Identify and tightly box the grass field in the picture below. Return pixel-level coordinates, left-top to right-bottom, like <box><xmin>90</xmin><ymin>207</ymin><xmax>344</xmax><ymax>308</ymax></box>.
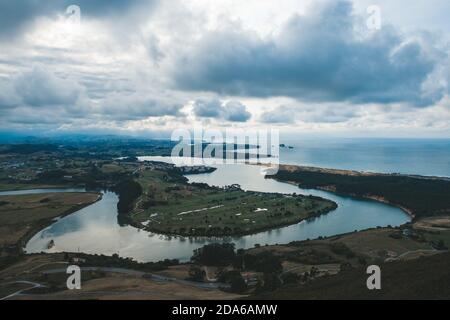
<box><xmin>0</xmin><ymin>192</ymin><xmax>101</xmax><ymax>250</ymax></box>
<box><xmin>132</xmin><ymin>169</ymin><xmax>337</xmax><ymax>236</ymax></box>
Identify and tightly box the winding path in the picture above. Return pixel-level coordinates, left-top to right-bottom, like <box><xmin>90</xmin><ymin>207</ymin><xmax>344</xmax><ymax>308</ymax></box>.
<box><xmin>0</xmin><ymin>281</ymin><xmax>45</xmax><ymax>300</ymax></box>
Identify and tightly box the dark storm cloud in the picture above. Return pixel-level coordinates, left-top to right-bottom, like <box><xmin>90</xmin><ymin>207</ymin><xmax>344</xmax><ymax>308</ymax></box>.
<box><xmin>172</xmin><ymin>1</ymin><xmax>442</xmax><ymax>107</ymax></box>
<box><xmin>192</xmin><ymin>99</ymin><xmax>251</xmax><ymax>122</ymax></box>
<box><xmin>0</xmin><ymin>0</ymin><xmax>157</xmax><ymax>39</ymax></box>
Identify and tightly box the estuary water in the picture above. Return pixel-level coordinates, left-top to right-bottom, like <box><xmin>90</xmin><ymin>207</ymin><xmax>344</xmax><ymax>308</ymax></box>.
<box><xmin>22</xmin><ymin>156</ymin><xmax>410</xmax><ymax>262</ymax></box>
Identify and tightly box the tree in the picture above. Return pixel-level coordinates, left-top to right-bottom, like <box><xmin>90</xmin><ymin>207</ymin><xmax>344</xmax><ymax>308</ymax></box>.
<box><xmin>262</xmin><ymin>273</ymin><xmax>282</xmax><ymax>291</ymax></box>
<box><xmin>230</xmin><ymin>274</ymin><xmax>247</xmax><ymax>293</ymax></box>
<box><xmin>189</xmin><ymin>265</ymin><xmax>205</xmax><ymax>281</ymax></box>
<box><xmin>243</xmin><ymin>252</ymin><xmax>282</xmax><ymax>273</ymax></box>
<box><xmin>191</xmin><ymin>243</ymin><xmax>236</xmax><ymax>266</ymax></box>
<box><xmin>114</xmin><ymin>179</ymin><xmax>143</xmax><ymax>214</ymax></box>
<box><xmin>218</xmin><ymin>270</ymin><xmax>247</xmax><ymax>293</ymax></box>
<box><xmin>281</xmin><ymin>272</ymin><xmax>300</xmax><ymax>284</ymax></box>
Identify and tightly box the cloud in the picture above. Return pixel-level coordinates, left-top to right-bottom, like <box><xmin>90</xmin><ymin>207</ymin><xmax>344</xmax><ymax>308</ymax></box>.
<box><xmin>192</xmin><ymin>99</ymin><xmax>251</xmax><ymax>122</ymax></box>
<box><xmin>222</xmin><ymin>101</ymin><xmax>251</xmax><ymax>122</ymax></box>
<box><xmin>0</xmin><ymin>66</ymin><xmax>184</xmax><ymax>127</ymax></box>
<box><xmin>0</xmin><ymin>79</ymin><xmax>21</xmax><ymax>110</ymax></box>
<box><xmin>1</xmin><ymin>0</ymin><xmax>450</xmax><ymax>136</ymax></box>
<box><xmin>96</xmin><ymin>93</ymin><xmax>184</xmax><ymax>120</ymax></box>
<box><xmin>260</xmin><ymin>104</ymin><xmax>359</xmax><ymax>124</ymax></box>
<box><xmin>13</xmin><ymin>67</ymin><xmax>83</xmax><ymax>107</ymax></box>
<box><xmin>259</xmin><ymin>106</ymin><xmax>295</xmax><ymax>124</ymax></box>
<box><xmin>192</xmin><ymin>99</ymin><xmax>223</xmax><ymax>118</ymax></box>
<box><xmin>299</xmin><ymin>106</ymin><xmax>358</xmax><ymax>123</ymax></box>
<box><xmin>171</xmin><ymin>0</ymin><xmax>444</xmax><ymax>107</ymax></box>
<box><xmin>0</xmin><ymin>1</ymin><xmax>53</xmax><ymax>39</ymax></box>
<box><xmin>0</xmin><ymin>0</ymin><xmax>158</xmax><ymax>39</ymax></box>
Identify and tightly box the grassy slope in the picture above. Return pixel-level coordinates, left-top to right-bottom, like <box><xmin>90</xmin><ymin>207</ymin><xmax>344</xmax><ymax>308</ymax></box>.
<box><xmin>252</xmin><ymin>251</ymin><xmax>450</xmax><ymax>300</ymax></box>
<box><xmin>248</xmin><ymin>228</ymin><xmax>433</xmax><ymax>266</ymax></box>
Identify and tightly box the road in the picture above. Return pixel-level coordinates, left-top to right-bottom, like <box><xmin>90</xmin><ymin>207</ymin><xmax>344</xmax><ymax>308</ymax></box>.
<box><xmin>42</xmin><ymin>266</ymin><xmax>228</xmax><ymax>290</ymax></box>
<box><xmin>0</xmin><ymin>281</ymin><xmax>45</xmax><ymax>300</ymax></box>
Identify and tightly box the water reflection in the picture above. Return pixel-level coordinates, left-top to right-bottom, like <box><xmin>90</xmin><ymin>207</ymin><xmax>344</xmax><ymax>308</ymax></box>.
<box><xmin>24</xmin><ymin>159</ymin><xmax>410</xmax><ymax>262</ymax></box>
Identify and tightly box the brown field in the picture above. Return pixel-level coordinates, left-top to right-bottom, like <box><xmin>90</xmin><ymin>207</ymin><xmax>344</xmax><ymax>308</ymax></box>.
<box><xmin>413</xmin><ymin>215</ymin><xmax>450</xmax><ymax>248</ymax></box>
<box><xmin>248</xmin><ymin>227</ymin><xmax>433</xmax><ymax>267</ymax></box>
<box><xmin>0</xmin><ymin>192</ymin><xmax>101</xmax><ymax>249</ymax></box>
<box><xmin>11</xmin><ymin>275</ymin><xmax>243</xmax><ymax>300</ymax></box>
<box><xmin>414</xmin><ymin>215</ymin><xmax>450</xmax><ymax>231</ymax></box>
<box><xmin>252</xmin><ymin>251</ymin><xmax>450</xmax><ymax>300</ymax></box>
<box><xmin>0</xmin><ymin>254</ymin><xmax>243</xmax><ymax>300</ymax></box>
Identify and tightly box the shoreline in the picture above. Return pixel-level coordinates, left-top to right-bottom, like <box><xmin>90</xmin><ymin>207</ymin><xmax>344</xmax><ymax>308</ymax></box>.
<box><xmin>312</xmin><ymin>184</ymin><xmax>415</xmax><ymax>219</ymax></box>
<box><xmin>7</xmin><ymin>159</ymin><xmax>433</xmax><ymax>261</ymax></box>
<box><xmin>271</xmin><ymin>178</ymin><xmax>415</xmax><ymax>219</ymax></box>
<box><xmin>257</xmin><ymin>162</ymin><xmax>450</xmax><ymax>181</ymax></box>
<box><xmin>260</xmin><ymin>164</ymin><xmax>450</xmax><ymax>221</ymax></box>
<box><xmin>18</xmin><ymin>192</ymin><xmax>103</xmax><ymax>254</ymax></box>
<box><xmin>141</xmin><ymin>200</ymin><xmax>338</xmax><ymax>238</ymax></box>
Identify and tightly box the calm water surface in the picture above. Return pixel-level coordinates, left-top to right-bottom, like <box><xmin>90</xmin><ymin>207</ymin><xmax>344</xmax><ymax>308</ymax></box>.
<box><xmin>23</xmin><ymin>157</ymin><xmax>410</xmax><ymax>262</ymax></box>
<box><xmin>279</xmin><ymin>138</ymin><xmax>450</xmax><ymax>177</ymax></box>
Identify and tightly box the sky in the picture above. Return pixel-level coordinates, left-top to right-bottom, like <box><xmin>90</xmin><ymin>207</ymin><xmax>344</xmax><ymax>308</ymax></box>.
<box><xmin>0</xmin><ymin>0</ymin><xmax>450</xmax><ymax>138</ymax></box>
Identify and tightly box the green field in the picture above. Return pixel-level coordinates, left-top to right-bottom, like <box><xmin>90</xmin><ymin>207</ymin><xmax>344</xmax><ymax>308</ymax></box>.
<box><xmin>132</xmin><ymin>170</ymin><xmax>337</xmax><ymax>236</ymax></box>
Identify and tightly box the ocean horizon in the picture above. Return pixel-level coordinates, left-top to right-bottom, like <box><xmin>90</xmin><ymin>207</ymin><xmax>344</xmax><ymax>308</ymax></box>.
<box><xmin>278</xmin><ymin>137</ymin><xmax>450</xmax><ymax>177</ymax></box>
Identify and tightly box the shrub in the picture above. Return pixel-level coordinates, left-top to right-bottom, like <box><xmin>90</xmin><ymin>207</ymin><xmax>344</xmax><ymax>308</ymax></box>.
<box><xmin>191</xmin><ymin>243</ymin><xmax>236</xmax><ymax>266</ymax></box>
<box><xmin>330</xmin><ymin>242</ymin><xmax>355</xmax><ymax>259</ymax></box>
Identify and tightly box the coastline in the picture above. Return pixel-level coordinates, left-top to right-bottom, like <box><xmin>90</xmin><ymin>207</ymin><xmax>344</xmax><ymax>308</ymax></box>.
<box><xmin>264</xmin><ymin>164</ymin><xmax>450</xmax><ymax>220</ymax></box>
<box><xmin>312</xmin><ymin>184</ymin><xmax>416</xmax><ymax>219</ymax></box>
<box><xmin>258</xmin><ymin>162</ymin><xmax>450</xmax><ymax>180</ymax></box>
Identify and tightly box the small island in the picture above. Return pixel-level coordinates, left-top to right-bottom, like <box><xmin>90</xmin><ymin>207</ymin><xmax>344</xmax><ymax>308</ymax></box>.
<box><xmin>280</xmin><ymin>144</ymin><xmax>294</xmax><ymax>149</ymax></box>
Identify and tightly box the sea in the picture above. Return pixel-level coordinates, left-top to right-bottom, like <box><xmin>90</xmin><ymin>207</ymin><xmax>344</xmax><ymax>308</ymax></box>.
<box><xmin>278</xmin><ymin>138</ymin><xmax>450</xmax><ymax>177</ymax></box>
